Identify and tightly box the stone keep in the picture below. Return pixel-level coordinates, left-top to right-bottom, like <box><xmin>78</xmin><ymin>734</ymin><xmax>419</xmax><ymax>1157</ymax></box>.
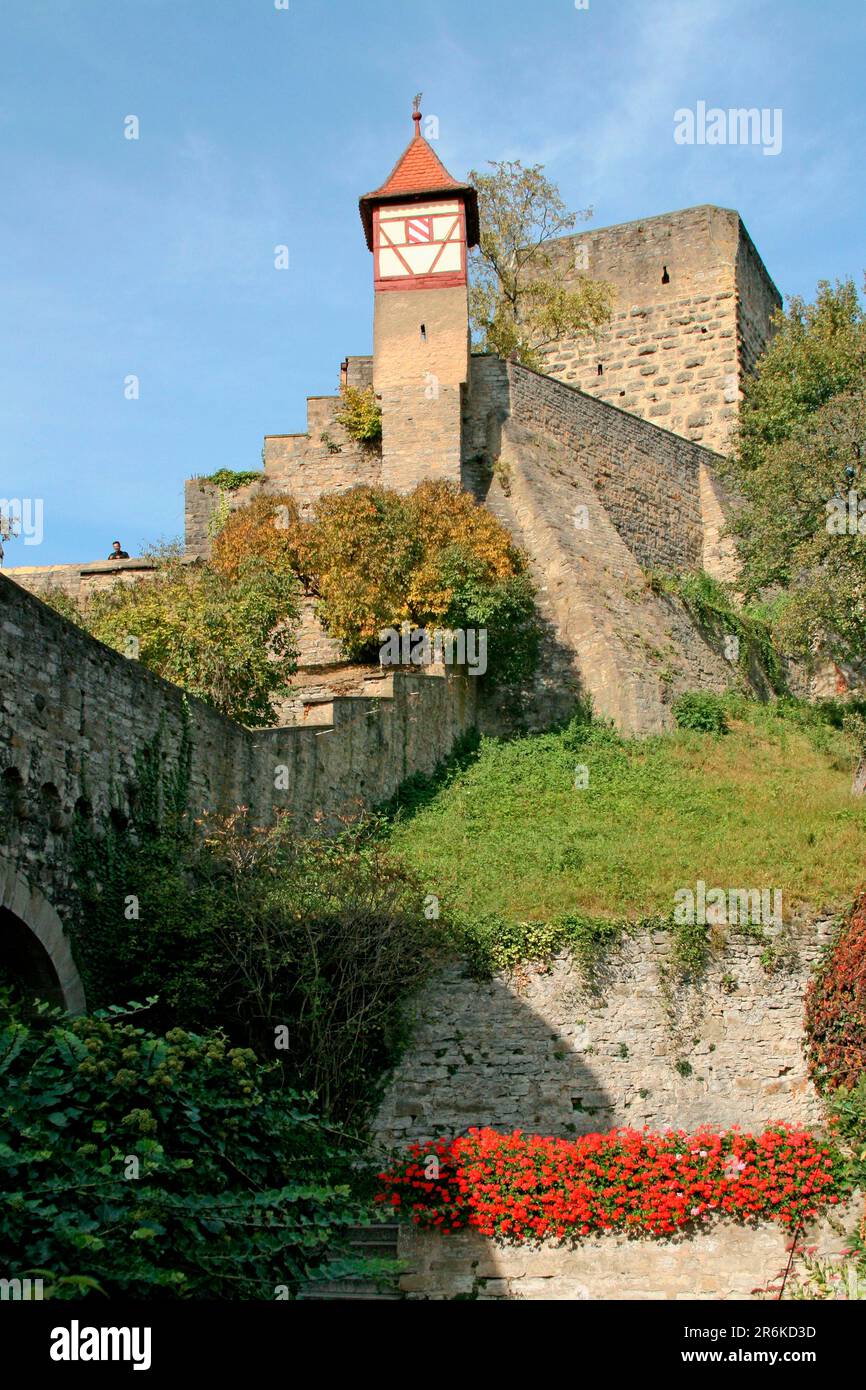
<box><xmin>536</xmin><ymin>205</ymin><xmax>781</xmax><ymax>452</ymax></box>
<box><xmin>358</xmin><ymin>107</ymin><xmax>479</xmax><ymax>491</ymax></box>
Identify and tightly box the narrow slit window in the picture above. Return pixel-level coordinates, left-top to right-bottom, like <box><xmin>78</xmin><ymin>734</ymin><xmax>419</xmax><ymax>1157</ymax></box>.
<box><xmin>420</xmin><ymin>323</ymin><xmax>427</xmax><ymax>342</ymax></box>
<box><xmin>661</xmin><ymin>265</ymin><xmax>670</xmax><ymax>284</ymax></box>
<box><xmin>597</xmin><ymin>362</ymin><xmax>603</xmax><ymax>376</ymax></box>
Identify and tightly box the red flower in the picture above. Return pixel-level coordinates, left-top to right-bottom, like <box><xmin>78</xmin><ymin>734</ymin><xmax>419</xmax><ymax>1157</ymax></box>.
<box><xmin>376</xmin><ymin>1124</ymin><xmax>841</xmax><ymax>1242</ymax></box>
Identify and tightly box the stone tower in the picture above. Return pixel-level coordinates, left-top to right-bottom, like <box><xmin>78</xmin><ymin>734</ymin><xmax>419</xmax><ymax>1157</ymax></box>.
<box><xmin>358</xmin><ymin>103</ymin><xmax>479</xmax><ymax>490</ymax></box>
<box><xmin>535</xmin><ymin>205</ymin><xmax>781</xmax><ymax>453</ymax></box>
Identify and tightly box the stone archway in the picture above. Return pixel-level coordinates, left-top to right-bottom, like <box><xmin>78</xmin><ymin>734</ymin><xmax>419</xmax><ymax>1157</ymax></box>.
<box><xmin>0</xmin><ymin>856</ymin><xmax>86</xmax><ymax>1013</ymax></box>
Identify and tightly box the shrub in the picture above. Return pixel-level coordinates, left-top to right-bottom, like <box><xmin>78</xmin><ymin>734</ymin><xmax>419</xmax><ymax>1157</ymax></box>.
<box><xmin>38</xmin><ymin>585</ymin><xmax>84</xmax><ymax>625</ymax></box>
<box><xmin>73</xmin><ymin>784</ymin><xmax>438</xmax><ymax>1122</ymax></box>
<box><xmin>335</xmin><ymin>385</ymin><xmax>382</xmax><ymax>446</ymax></box>
<box><xmin>672</xmin><ymin>691</ymin><xmax>730</xmax><ymax>735</ymax></box>
<box><xmin>820</xmin><ymin>1070</ymin><xmax>866</xmax><ymax>1291</ymax></box>
<box><xmin>0</xmin><ymin>999</ymin><xmax>364</xmax><ymax>1299</ymax></box>
<box><xmin>56</xmin><ymin>550</ymin><xmax>300</xmax><ymax>727</ymax></box>
<box><xmin>828</xmin><ymin>1076</ymin><xmax>866</xmax><ymax>1160</ymax></box>
<box><xmin>212</xmin><ymin>480</ymin><xmax>541</xmax><ymax>681</ymax></box>
<box><xmin>378</xmin><ymin>1126</ymin><xmax>842</xmax><ymax>1240</ymax></box>
<box><xmin>805</xmin><ymin>895</ymin><xmax>866</xmax><ymax>1091</ymax></box>
<box><xmin>195</xmin><ymin>811</ymin><xmax>439</xmax><ymax>1119</ymax></box>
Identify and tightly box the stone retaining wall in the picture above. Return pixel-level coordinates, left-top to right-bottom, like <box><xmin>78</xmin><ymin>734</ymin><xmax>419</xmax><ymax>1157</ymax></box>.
<box><xmin>396</xmin><ymin>1205</ymin><xmax>856</xmax><ymax>1300</ymax></box>
<box><xmin>374</xmin><ymin>922</ymin><xmax>833</xmax><ymax>1150</ymax></box>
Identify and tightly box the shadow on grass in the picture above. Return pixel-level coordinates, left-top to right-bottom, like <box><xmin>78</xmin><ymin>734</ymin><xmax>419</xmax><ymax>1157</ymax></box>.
<box><xmin>375</xmin><ymin>727</ymin><xmax>485</xmax><ymax>827</ymax></box>
<box><xmin>374</xmin><ymin>693</ymin><xmax>601</xmax><ymax>832</ymax></box>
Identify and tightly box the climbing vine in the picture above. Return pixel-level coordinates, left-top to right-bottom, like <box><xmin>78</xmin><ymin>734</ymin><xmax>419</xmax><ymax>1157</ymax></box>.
<box><xmin>644</xmin><ymin>567</ymin><xmax>786</xmax><ymax>693</ymax></box>
<box><xmin>69</xmin><ymin>713</ymin><xmax>196</xmax><ymax>1014</ymax></box>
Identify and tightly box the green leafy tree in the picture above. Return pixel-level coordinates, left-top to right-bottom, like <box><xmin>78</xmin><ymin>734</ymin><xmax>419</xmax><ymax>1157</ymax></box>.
<box><xmin>211</xmin><ymin>480</ymin><xmax>541</xmax><ymax>682</ymax></box>
<box><xmin>722</xmin><ymin>277</ymin><xmax>866</xmax><ymax>791</ymax></box>
<box><xmin>468</xmin><ymin>159</ymin><xmax>614</xmax><ymax>368</ymax></box>
<box><xmin>72</xmin><ymin>794</ymin><xmax>437</xmax><ymax>1122</ymax></box>
<box><xmin>44</xmin><ymin>551</ymin><xmax>300</xmax><ymax>727</ymax></box>
<box><xmin>725</xmin><ymin>277</ymin><xmax>866</xmax><ymax>596</ymax></box>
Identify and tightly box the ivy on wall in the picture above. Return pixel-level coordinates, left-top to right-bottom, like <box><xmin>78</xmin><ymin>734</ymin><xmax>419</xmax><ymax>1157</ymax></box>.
<box><xmin>643</xmin><ymin>567</ymin><xmax>786</xmax><ymax>694</ymax></box>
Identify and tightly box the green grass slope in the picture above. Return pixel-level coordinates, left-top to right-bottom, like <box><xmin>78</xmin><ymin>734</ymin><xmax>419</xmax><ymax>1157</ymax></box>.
<box><xmin>387</xmin><ymin>700</ymin><xmax>866</xmax><ymax>923</ymax></box>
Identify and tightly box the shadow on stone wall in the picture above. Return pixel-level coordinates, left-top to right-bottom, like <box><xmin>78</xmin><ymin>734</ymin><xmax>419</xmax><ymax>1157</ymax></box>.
<box><xmin>395</xmin><ymin>1201</ymin><xmax>859</xmax><ymax>1300</ymax></box>
<box><xmin>375</xmin><ymin>926</ymin><xmax>830</xmax><ymax>1150</ymax></box>
<box><xmin>376</xmin><ymin>930</ymin><xmax>847</xmax><ymax>1300</ymax></box>
<box><xmin>375</xmin><ymin>963</ymin><xmax>614</xmax><ymax>1145</ymax></box>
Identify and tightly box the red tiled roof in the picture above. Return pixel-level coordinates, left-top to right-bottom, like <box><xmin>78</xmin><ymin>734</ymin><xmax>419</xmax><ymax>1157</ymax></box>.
<box><xmin>359</xmin><ymin>112</ymin><xmax>479</xmax><ymax>250</ymax></box>
<box><xmin>369</xmin><ymin>124</ymin><xmax>463</xmax><ymax>199</ymax></box>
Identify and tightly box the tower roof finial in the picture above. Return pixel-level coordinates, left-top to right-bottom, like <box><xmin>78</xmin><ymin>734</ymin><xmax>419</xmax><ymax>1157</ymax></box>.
<box><xmin>358</xmin><ymin>96</ymin><xmax>479</xmax><ymax>250</ymax></box>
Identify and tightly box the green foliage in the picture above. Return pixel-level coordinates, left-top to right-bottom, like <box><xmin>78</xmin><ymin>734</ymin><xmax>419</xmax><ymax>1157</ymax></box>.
<box><xmin>334</xmin><ymin>385</ymin><xmax>382</xmax><ymax>445</ymax></box>
<box><xmin>78</xmin><ymin>553</ymin><xmax>299</xmax><ymax>726</ymax></box>
<box><xmin>0</xmin><ymin>995</ymin><xmax>366</xmax><ymax>1299</ymax></box>
<box><xmin>732</xmin><ymin>278</ymin><xmax>866</xmax><ymax>485</ymax></box>
<box><xmin>433</xmin><ymin>543</ymin><xmax>540</xmax><ymax>683</ymax></box>
<box><xmin>200</xmin><ymin>469</ymin><xmax>262</xmax><ymax>492</ymax></box>
<box><xmin>72</xmin><ymin>759</ymin><xmax>437</xmax><ymax>1121</ymax></box>
<box><xmin>39</xmin><ymin>540</ymin><xmax>299</xmax><ymax>727</ymax></box>
<box><xmin>722</xmin><ymin>276</ymin><xmax>866</xmax><ymax>668</ymax></box>
<box><xmin>468</xmin><ymin>159</ymin><xmax>614</xmax><ymax>367</ymax></box>
<box><xmin>672</xmin><ymin>691</ymin><xmax>730</xmax><ymax>735</ymax></box>
<box><xmin>446</xmin><ymin>908</ymin><xmax>720</xmax><ymax>993</ymax></box>
<box><xmin>447</xmin><ymin>909</ymin><xmax>639</xmax><ymax>984</ymax></box>
<box><xmin>206</xmin><ymin>489</ymin><xmax>231</xmax><ymax>541</ymax></box>
<box><xmin>69</xmin><ymin>718</ymin><xmax>199</xmax><ymax>1009</ymax></box>
<box><xmin>668</xmin><ymin>918</ymin><xmax>712</xmax><ymax>980</ymax></box>
<box><xmin>828</xmin><ymin>1078</ymin><xmax>866</xmax><ymax>1166</ymax></box>
<box><xmin>212</xmin><ymin>480</ymin><xmax>541</xmax><ymax>682</ymax></box>
<box><xmin>37</xmin><ymin>585</ymin><xmax>84</xmax><ymax>625</ymax></box>
<box><xmin>824</xmin><ymin>1078</ymin><xmax>866</xmax><ymax>1289</ymax></box>
<box><xmin>386</xmin><ymin>699</ymin><xmax>866</xmax><ymax>925</ymax></box>
<box><xmin>647</xmin><ymin>567</ymin><xmax>786</xmax><ymax>694</ymax></box>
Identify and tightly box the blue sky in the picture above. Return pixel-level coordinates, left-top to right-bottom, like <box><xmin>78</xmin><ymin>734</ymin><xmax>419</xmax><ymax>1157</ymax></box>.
<box><xmin>1</xmin><ymin>0</ymin><xmax>864</xmax><ymax>565</ymax></box>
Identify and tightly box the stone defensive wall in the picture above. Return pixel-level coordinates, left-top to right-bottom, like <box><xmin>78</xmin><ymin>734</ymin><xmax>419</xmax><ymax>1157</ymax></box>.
<box><xmin>0</xmin><ymin>574</ymin><xmax>478</xmax><ymax>1007</ymax></box>
<box><xmin>462</xmin><ymin>350</ymin><xmax>730</xmax><ymax>570</ymax></box>
<box><xmin>462</xmin><ymin>357</ymin><xmax>751</xmax><ymax>732</ymax></box>
<box><xmin>8</xmin><ymin>347</ymin><xmax>750</xmax><ymax>740</ymax></box>
<box><xmin>3</xmin><ymin>556</ymin><xmax>168</xmax><ymax>601</ymax></box>
<box><xmin>500</xmin><ymin>357</ymin><xmax>726</xmax><ymax>573</ymax></box>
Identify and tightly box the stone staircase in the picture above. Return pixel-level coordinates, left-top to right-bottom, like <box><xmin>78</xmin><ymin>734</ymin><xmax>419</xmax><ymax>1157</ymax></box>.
<box><xmin>298</xmin><ymin>1223</ymin><xmax>404</xmax><ymax>1301</ymax></box>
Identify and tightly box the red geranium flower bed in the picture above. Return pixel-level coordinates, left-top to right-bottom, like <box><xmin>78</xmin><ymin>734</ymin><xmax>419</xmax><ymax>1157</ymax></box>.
<box><xmin>377</xmin><ymin>1126</ymin><xmax>841</xmax><ymax>1240</ymax></box>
